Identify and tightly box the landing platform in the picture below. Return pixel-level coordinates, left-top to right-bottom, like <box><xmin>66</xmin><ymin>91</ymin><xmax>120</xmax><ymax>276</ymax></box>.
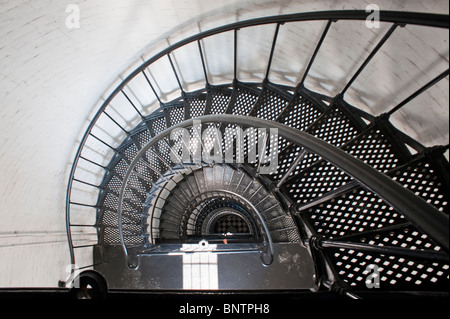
<box><xmin>94</xmin><ymin>242</ymin><xmax>316</xmax><ymax>290</ymax></box>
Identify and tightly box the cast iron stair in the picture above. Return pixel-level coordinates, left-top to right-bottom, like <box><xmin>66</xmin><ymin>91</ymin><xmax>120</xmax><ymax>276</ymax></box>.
<box><xmin>65</xmin><ymin>10</ymin><xmax>449</xmax><ymax>298</ymax></box>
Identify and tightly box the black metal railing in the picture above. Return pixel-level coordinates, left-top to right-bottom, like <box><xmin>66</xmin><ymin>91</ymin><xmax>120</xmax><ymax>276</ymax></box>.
<box><xmin>65</xmin><ymin>10</ymin><xmax>449</xmax><ymax>296</ymax></box>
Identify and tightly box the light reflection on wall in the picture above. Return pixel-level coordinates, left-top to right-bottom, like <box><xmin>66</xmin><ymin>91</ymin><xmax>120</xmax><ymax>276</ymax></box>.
<box><xmin>181</xmin><ymin>243</ymin><xmax>219</xmax><ymax>289</ymax></box>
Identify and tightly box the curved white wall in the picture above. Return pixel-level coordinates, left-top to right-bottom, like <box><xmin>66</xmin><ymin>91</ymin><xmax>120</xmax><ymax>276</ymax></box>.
<box><xmin>0</xmin><ymin>0</ymin><xmax>448</xmax><ymax>287</ymax></box>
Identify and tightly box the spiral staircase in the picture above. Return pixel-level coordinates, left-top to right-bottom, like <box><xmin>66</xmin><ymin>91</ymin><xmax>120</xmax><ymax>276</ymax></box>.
<box><xmin>65</xmin><ymin>11</ymin><xmax>449</xmax><ymax>299</ymax></box>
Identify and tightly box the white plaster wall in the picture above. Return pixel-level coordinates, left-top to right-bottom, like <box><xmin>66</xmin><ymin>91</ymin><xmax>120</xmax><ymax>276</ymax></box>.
<box><xmin>0</xmin><ymin>0</ymin><xmax>448</xmax><ymax>287</ymax></box>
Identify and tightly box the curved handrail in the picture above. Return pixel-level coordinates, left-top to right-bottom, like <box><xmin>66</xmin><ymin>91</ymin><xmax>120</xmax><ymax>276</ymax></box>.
<box><xmin>118</xmin><ymin>115</ymin><xmax>448</xmax><ymax>254</ymax></box>
<box><xmin>65</xmin><ymin>10</ymin><xmax>449</xmax><ymax>267</ymax></box>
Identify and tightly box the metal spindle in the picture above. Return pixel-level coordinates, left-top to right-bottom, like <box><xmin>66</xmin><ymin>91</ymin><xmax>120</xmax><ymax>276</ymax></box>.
<box><xmin>198</xmin><ymin>40</ymin><xmax>209</xmax><ymax>85</ymax></box>
<box><xmin>234</xmin><ymin>28</ymin><xmax>238</xmax><ymax>81</ymax></box>
<box><xmin>301</xmin><ymin>19</ymin><xmax>334</xmax><ymax>84</ymax></box>
<box><xmin>276</xmin><ymin>149</ymin><xmax>307</xmax><ymax>188</ymax></box>
<box><xmin>89</xmin><ymin>133</ymin><xmax>117</xmax><ymax>151</ymax></box>
<box><xmin>387</xmin><ymin>69</ymin><xmax>449</xmax><ymax>116</ymax></box>
<box><xmin>79</xmin><ymin>155</ymin><xmax>108</xmax><ymax>170</ymax></box>
<box><xmin>265</xmin><ymin>23</ymin><xmax>282</xmax><ymax>81</ymax></box>
<box><xmin>142</xmin><ymin>69</ymin><xmax>163</xmax><ymax>105</ymax></box>
<box><xmin>341</xmin><ymin>23</ymin><xmax>401</xmax><ymax>95</ymax></box>
<box><xmin>121</xmin><ymin>89</ymin><xmax>144</xmax><ymax>119</ymax></box>
<box><xmin>167</xmin><ymin>53</ymin><xmax>184</xmax><ymax>93</ymax></box>
<box><xmin>103</xmin><ymin>111</ymin><xmax>129</xmax><ymax>134</ymax></box>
